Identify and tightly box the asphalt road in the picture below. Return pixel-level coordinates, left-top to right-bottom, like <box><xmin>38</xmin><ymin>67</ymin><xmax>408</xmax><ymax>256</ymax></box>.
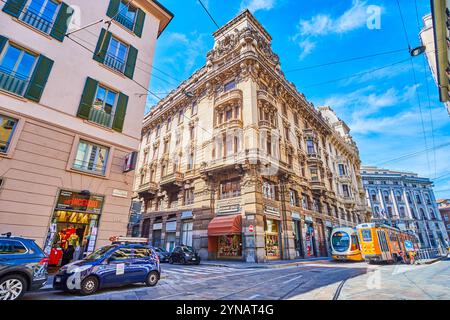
<box><xmin>23</xmin><ymin>261</ymin><xmax>372</xmax><ymax>300</ymax></box>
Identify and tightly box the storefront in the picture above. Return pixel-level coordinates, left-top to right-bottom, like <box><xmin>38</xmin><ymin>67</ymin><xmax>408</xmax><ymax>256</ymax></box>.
<box><xmin>44</xmin><ymin>190</ymin><xmax>104</xmax><ymax>267</ymax></box>
<box><xmin>264</xmin><ymin>218</ymin><xmax>280</xmax><ymax>260</ymax></box>
<box><xmin>291</xmin><ymin>212</ymin><xmax>303</xmax><ymax>258</ymax></box>
<box><xmin>316</xmin><ymin>219</ymin><xmax>328</xmax><ymax>257</ymax></box>
<box><xmin>165</xmin><ymin>216</ymin><xmax>177</xmax><ymax>252</ymax></box>
<box><xmin>304</xmin><ymin>216</ymin><xmax>316</xmax><ymax>257</ymax></box>
<box><xmin>207</xmin><ymin>214</ymin><xmax>243</xmax><ymax>260</ymax></box>
<box><xmin>325</xmin><ymin>221</ymin><xmax>333</xmax><ymax>255</ymax></box>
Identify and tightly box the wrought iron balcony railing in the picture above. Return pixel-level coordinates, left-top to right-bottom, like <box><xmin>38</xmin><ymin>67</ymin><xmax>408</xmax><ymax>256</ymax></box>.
<box><xmin>0</xmin><ymin>68</ymin><xmax>29</xmax><ymax>97</ymax></box>
<box><xmin>21</xmin><ymin>9</ymin><xmax>54</xmax><ymax>34</ymax></box>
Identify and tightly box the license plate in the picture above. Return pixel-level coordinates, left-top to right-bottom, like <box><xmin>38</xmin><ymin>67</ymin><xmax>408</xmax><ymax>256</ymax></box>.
<box><xmin>55</xmin><ymin>277</ymin><xmax>61</xmax><ymax>283</ymax></box>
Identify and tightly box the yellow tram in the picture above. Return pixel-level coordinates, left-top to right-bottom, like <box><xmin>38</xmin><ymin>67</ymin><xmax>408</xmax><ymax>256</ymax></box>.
<box><xmin>330</xmin><ymin>227</ymin><xmax>364</xmax><ymax>261</ymax></box>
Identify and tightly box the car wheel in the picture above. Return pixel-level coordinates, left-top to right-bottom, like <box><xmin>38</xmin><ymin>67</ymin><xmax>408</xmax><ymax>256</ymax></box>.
<box><xmin>145</xmin><ymin>271</ymin><xmax>160</xmax><ymax>287</ymax></box>
<box><xmin>80</xmin><ymin>276</ymin><xmax>99</xmax><ymax>296</ymax></box>
<box><xmin>169</xmin><ymin>257</ymin><xmax>174</xmax><ymax>264</ymax></box>
<box><xmin>181</xmin><ymin>257</ymin><xmax>187</xmax><ymax>265</ymax></box>
<box><xmin>0</xmin><ymin>274</ymin><xmax>27</xmax><ymax>301</ymax></box>
<box><xmin>194</xmin><ymin>260</ymin><xmax>200</xmax><ymax>265</ymax></box>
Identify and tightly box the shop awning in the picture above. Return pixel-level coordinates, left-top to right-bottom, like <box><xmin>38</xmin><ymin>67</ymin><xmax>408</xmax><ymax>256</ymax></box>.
<box><xmin>208</xmin><ymin>214</ymin><xmax>242</xmax><ymax>236</ymax></box>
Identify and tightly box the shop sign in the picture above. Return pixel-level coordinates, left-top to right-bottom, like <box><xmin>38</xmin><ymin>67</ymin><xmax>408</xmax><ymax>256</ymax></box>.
<box><xmin>264</xmin><ymin>205</ymin><xmax>280</xmax><ymax>216</ymax></box>
<box><xmin>166</xmin><ymin>221</ymin><xmax>177</xmax><ymax>232</ymax></box>
<box><xmin>217</xmin><ymin>204</ymin><xmax>241</xmax><ymax>215</ymax></box>
<box><xmin>248</xmin><ymin>225</ymin><xmax>254</xmax><ymax>232</ymax></box>
<box><xmin>181</xmin><ymin>211</ymin><xmax>193</xmax><ymax>219</ymax></box>
<box><xmin>153</xmin><ymin>223</ymin><xmax>162</xmax><ymax>230</ymax></box>
<box><xmin>291</xmin><ymin>212</ymin><xmax>301</xmax><ymax>220</ymax></box>
<box><xmin>123</xmin><ymin>151</ymin><xmax>138</xmax><ymax>172</ymax></box>
<box><xmin>304</xmin><ymin>215</ymin><xmax>313</xmax><ymax>223</ymax></box>
<box><xmin>112</xmin><ymin>189</ymin><xmax>128</xmax><ymax>198</ymax></box>
<box><xmin>56</xmin><ymin>190</ymin><xmax>104</xmax><ymax>214</ymax></box>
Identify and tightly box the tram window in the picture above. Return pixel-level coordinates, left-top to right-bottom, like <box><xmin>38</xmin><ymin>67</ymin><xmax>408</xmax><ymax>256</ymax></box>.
<box><xmin>331</xmin><ymin>232</ymin><xmax>350</xmax><ymax>252</ymax></box>
<box><xmin>361</xmin><ymin>229</ymin><xmax>372</xmax><ymax>242</ymax></box>
<box><xmin>351</xmin><ymin>235</ymin><xmax>359</xmax><ymax>247</ymax></box>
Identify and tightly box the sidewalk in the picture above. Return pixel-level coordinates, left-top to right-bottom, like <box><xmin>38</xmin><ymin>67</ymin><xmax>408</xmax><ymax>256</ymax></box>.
<box><xmin>201</xmin><ymin>257</ymin><xmax>333</xmax><ymax>269</ymax></box>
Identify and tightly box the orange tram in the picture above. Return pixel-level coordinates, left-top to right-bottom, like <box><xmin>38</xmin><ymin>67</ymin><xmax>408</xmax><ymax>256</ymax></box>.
<box><xmin>356</xmin><ymin>223</ymin><xmax>419</xmax><ymax>263</ymax></box>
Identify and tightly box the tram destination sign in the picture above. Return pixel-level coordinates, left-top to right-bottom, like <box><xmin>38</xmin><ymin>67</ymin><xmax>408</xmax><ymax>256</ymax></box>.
<box><xmin>56</xmin><ymin>190</ymin><xmax>104</xmax><ymax>214</ymax></box>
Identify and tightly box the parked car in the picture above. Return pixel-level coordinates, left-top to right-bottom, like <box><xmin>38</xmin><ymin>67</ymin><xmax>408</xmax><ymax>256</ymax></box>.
<box><xmin>168</xmin><ymin>245</ymin><xmax>201</xmax><ymax>265</ymax></box>
<box><xmin>0</xmin><ymin>233</ymin><xmax>49</xmax><ymax>300</ymax></box>
<box><xmin>53</xmin><ymin>243</ymin><xmax>160</xmax><ymax>295</ymax></box>
<box><xmin>150</xmin><ymin>246</ymin><xmax>170</xmax><ymax>263</ymax></box>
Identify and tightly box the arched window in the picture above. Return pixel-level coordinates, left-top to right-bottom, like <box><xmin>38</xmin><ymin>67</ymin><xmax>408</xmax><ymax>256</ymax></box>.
<box><xmin>370</xmin><ymin>190</ymin><xmax>377</xmax><ymax>202</ymax></box>
<box><xmin>383</xmin><ymin>190</ymin><xmax>390</xmax><ymax>203</ymax></box>
<box><xmin>395</xmin><ymin>190</ymin><xmax>402</xmax><ymax>202</ymax></box>
<box><xmin>429</xmin><ymin>208</ymin><xmax>436</xmax><ymax>219</ymax></box>
<box><xmin>419</xmin><ymin>208</ymin><xmax>425</xmax><ymax>220</ymax></box>
<box><xmin>399</xmin><ymin>206</ymin><xmax>406</xmax><ymax>218</ymax></box>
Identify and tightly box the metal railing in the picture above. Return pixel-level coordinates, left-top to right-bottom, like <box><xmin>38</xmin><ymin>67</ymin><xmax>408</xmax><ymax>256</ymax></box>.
<box><xmin>0</xmin><ymin>68</ymin><xmax>29</xmax><ymax>96</ymax></box>
<box><xmin>414</xmin><ymin>247</ymin><xmax>448</xmax><ymax>262</ymax></box>
<box><xmin>103</xmin><ymin>54</ymin><xmax>126</xmax><ymax>73</ymax></box>
<box><xmin>21</xmin><ymin>9</ymin><xmax>54</xmax><ymax>34</ymax></box>
<box><xmin>88</xmin><ymin>107</ymin><xmax>113</xmax><ymax>128</ymax></box>
<box><xmin>115</xmin><ymin>12</ymin><xmax>135</xmax><ymax>30</ymax></box>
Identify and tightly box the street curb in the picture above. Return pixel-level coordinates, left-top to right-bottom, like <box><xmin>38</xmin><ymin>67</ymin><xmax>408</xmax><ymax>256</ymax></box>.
<box><xmin>416</xmin><ymin>255</ymin><xmax>447</xmax><ymax>265</ymax></box>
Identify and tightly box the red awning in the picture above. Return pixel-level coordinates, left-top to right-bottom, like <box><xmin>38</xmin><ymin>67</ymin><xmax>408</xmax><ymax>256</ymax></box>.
<box><xmin>208</xmin><ymin>214</ymin><xmax>242</xmax><ymax>236</ymax></box>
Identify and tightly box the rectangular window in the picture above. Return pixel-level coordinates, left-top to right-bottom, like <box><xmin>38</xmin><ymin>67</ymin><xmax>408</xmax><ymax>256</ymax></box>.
<box><xmin>306</xmin><ymin>140</ymin><xmax>315</xmax><ymax>154</ymax></box>
<box><xmin>187</xmin><ymin>153</ymin><xmax>194</xmax><ymax>170</ymax></box>
<box><xmin>338</xmin><ymin>164</ymin><xmax>346</xmax><ymax>176</ymax></box>
<box><xmin>224</xmin><ymin>80</ymin><xmax>236</xmax><ymax>92</ymax></box>
<box><xmin>0</xmin><ymin>43</ymin><xmax>37</xmax><ymax>96</ymax></box>
<box><xmin>73</xmin><ymin>140</ymin><xmax>109</xmax><ymax>175</ymax></box>
<box><xmin>21</xmin><ymin>0</ymin><xmax>60</xmax><ymax>34</ymax></box>
<box><xmin>191</xmin><ymin>103</ymin><xmax>198</xmax><ymax>116</ymax></box>
<box><xmin>90</xmin><ymin>84</ymin><xmax>118</xmax><ymax>127</ymax></box>
<box><xmin>0</xmin><ymin>115</ymin><xmax>18</xmax><ymax>153</ymax></box>
<box><xmin>342</xmin><ymin>184</ymin><xmax>350</xmax><ymax>197</ymax></box>
<box><xmin>104</xmin><ymin>37</ymin><xmax>128</xmax><ymax>73</ymax></box>
<box><xmin>310</xmin><ymin>168</ymin><xmax>319</xmax><ymax>181</ymax></box>
<box><xmin>116</xmin><ymin>0</ymin><xmax>138</xmax><ymax>30</ymax></box>
<box><xmin>184</xmin><ymin>188</ymin><xmax>194</xmax><ymax>205</ymax></box>
<box><xmin>220</xmin><ymin>179</ymin><xmax>241</xmax><ymax>199</ymax></box>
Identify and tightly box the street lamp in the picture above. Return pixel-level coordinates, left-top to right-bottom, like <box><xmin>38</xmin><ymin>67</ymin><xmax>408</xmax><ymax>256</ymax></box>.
<box><xmin>410</xmin><ymin>45</ymin><xmax>426</xmax><ymax>57</ymax></box>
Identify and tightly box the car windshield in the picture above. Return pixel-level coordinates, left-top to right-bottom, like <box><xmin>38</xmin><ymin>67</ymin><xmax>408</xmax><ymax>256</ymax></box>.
<box><xmin>332</xmin><ymin>232</ymin><xmax>350</xmax><ymax>252</ymax></box>
<box><xmin>84</xmin><ymin>245</ymin><xmax>115</xmax><ymax>261</ymax></box>
<box><xmin>182</xmin><ymin>246</ymin><xmax>194</xmax><ymax>253</ymax></box>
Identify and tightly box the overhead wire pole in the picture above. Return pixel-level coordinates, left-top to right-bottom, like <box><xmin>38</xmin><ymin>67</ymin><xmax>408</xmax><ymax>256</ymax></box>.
<box><xmin>413</xmin><ymin>0</ymin><xmax>438</xmax><ymax>179</ymax></box>
<box><xmin>395</xmin><ymin>0</ymin><xmax>432</xmax><ymax>177</ymax></box>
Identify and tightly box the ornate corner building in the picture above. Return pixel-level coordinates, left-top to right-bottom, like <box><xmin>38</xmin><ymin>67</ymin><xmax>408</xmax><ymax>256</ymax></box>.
<box><xmin>134</xmin><ymin>10</ymin><xmax>368</xmax><ymax>262</ymax></box>
<box><xmin>361</xmin><ymin>166</ymin><xmax>449</xmax><ymax>248</ymax></box>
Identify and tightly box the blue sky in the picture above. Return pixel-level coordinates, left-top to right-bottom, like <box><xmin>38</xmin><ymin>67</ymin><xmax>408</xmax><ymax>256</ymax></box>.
<box><xmin>146</xmin><ymin>0</ymin><xmax>450</xmax><ymax>199</ymax></box>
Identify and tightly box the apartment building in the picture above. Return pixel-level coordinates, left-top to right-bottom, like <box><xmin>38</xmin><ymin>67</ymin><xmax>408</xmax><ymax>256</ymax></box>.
<box><xmin>0</xmin><ymin>0</ymin><xmax>172</xmax><ymax>262</ymax></box>
<box><xmin>437</xmin><ymin>199</ymin><xmax>450</xmax><ymax>240</ymax></box>
<box><xmin>134</xmin><ymin>10</ymin><xmax>367</xmax><ymax>263</ymax></box>
<box><xmin>361</xmin><ymin>166</ymin><xmax>449</xmax><ymax>248</ymax></box>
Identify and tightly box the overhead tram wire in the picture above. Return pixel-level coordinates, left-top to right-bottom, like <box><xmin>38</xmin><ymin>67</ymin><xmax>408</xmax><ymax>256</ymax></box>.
<box><xmin>414</xmin><ymin>0</ymin><xmax>438</xmax><ymax>179</ymax></box>
<box><xmin>373</xmin><ymin>142</ymin><xmax>450</xmax><ymax>166</ymax></box>
<box><xmin>395</xmin><ymin>0</ymin><xmax>432</xmax><ymax>176</ymax></box>
<box><xmin>198</xmin><ymin>0</ymin><xmax>220</xmax><ymax>29</ymax></box>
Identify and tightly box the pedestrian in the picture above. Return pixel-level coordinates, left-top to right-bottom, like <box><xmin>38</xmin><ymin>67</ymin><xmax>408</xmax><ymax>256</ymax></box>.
<box><xmin>408</xmin><ymin>250</ymin><xmax>415</xmax><ymax>265</ymax></box>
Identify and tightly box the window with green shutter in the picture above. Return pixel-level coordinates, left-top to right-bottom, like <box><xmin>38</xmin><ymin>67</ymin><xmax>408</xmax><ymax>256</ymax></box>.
<box><xmin>106</xmin><ymin>0</ymin><xmax>145</xmax><ymax>37</ymax></box>
<box><xmin>50</xmin><ymin>2</ymin><xmax>75</xmax><ymax>41</ymax></box>
<box><xmin>77</xmin><ymin>77</ymin><xmax>128</xmax><ymax>132</ymax></box>
<box><xmin>93</xmin><ymin>29</ymin><xmax>112</xmax><ymax>64</ymax></box>
<box><xmin>0</xmin><ymin>41</ymin><xmax>53</xmax><ymax>102</ymax></box>
<box><xmin>2</xmin><ymin>0</ymin><xmax>27</xmax><ymax>18</ymax></box>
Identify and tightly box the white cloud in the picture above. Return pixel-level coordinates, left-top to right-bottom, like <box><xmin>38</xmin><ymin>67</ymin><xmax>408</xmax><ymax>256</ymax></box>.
<box><xmin>297</xmin><ymin>39</ymin><xmax>316</xmax><ymax>60</ymax></box>
<box><xmin>240</xmin><ymin>0</ymin><xmax>275</xmax><ymax>13</ymax></box>
<box><xmin>292</xmin><ymin>0</ymin><xmax>376</xmax><ymax>59</ymax></box>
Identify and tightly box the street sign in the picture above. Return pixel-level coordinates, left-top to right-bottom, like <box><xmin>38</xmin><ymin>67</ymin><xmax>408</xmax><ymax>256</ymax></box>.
<box><xmin>249</xmin><ymin>225</ymin><xmax>254</xmax><ymax>232</ymax></box>
<box><xmin>404</xmin><ymin>240</ymin><xmax>413</xmax><ymax>251</ymax></box>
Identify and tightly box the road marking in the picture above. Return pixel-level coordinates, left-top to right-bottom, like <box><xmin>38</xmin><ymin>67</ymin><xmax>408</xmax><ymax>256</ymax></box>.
<box><xmin>282</xmin><ymin>275</ymin><xmax>303</xmax><ymax>284</ymax></box>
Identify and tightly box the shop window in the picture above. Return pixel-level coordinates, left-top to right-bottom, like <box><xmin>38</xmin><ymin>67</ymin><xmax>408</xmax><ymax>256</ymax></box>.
<box><xmin>265</xmin><ymin>219</ymin><xmax>279</xmax><ymax>258</ymax></box>
<box><xmin>73</xmin><ymin>140</ymin><xmax>109</xmax><ymax>175</ymax></box>
<box><xmin>218</xmin><ymin>235</ymin><xmax>242</xmax><ymax>258</ymax></box>
<box><xmin>0</xmin><ymin>115</ymin><xmax>18</xmax><ymax>153</ymax></box>
<box><xmin>220</xmin><ymin>179</ymin><xmax>241</xmax><ymax>199</ymax></box>
<box><xmin>181</xmin><ymin>222</ymin><xmax>193</xmax><ymax>246</ymax></box>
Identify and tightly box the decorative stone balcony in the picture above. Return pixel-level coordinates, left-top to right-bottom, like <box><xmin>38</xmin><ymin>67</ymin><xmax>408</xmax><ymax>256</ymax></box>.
<box><xmin>136</xmin><ymin>181</ymin><xmax>158</xmax><ymax>196</ymax></box>
<box><xmin>160</xmin><ymin>171</ymin><xmax>184</xmax><ymax>187</ymax></box>
<box><xmin>310</xmin><ymin>180</ymin><xmax>326</xmax><ymax>192</ymax></box>
<box><xmin>214</xmin><ymin>88</ymin><xmax>243</xmax><ymax>106</ymax></box>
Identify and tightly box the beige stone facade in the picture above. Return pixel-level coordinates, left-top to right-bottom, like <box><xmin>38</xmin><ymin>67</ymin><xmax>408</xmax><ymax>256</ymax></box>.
<box><xmin>135</xmin><ymin>10</ymin><xmax>367</xmax><ymax>262</ymax></box>
<box><xmin>0</xmin><ymin>0</ymin><xmax>172</xmax><ymax>258</ymax></box>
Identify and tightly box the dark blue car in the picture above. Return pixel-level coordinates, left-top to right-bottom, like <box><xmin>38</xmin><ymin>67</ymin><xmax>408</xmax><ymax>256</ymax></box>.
<box><xmin>53</xmin><ymin>244</ymin><xmax>160</xmax><ymax>295</ymax></box>
<box><xmin>0</xmin><ymin>234</ymin><xmax>49</xmax><ymax>300</ymax></box>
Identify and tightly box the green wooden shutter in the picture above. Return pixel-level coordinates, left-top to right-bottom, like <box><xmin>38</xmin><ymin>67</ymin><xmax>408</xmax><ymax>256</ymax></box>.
<box><xmin>77</xmin><ymin>77</ymin><xmax>98</xmax><ymax>120</ymax></box>
<box><xmin>106</xmin><ymin>0</ymin><xmax>120</xmax><ymax>18</ymax></box>
<box><xmin>134</xmin><ymin>8</ymin><xmax>145</xmax><ymax>37</ymax></box>
<box><xmin>0</xmin><ymin>35</ymin><xmax>8</xmax><ymax>54</ymax></box>
<box><xmin>93</xmin><ymin>29</ymin><xmax>112</xmax><ymax>63</ymax></box>
<box><xmin>2</xmin><ymin>0</ymin><xmax>27</xmax><ymax>18</ymax></box>
<box><xmin>50</xmin><ymin>2</ymin><xmax>74</xmax><ymax>42</ymax></box>
<box><xmin>124</xmin><ymin>45</ymin><xmax>137</xmax><ymax>79</ymax></box>
<box><xmin>112</xmin><ymin>92</ymin><xmax>128</xmax><ymax>132</ymax></box>
<box><xmin>24</xmin><ymin>55</ymin><xmax>54</xmax><ymax>102</ymax></box>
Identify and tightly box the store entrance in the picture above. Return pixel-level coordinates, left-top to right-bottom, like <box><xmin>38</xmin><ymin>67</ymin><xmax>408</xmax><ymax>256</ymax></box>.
<box><xmin>265</xmin><ymin>218</ymin><xmax>280</xmax><ymax>260</ymax></box>
<box><xmin>43</xmin><ymin>190</ymin><xmax>104</xmax><ymax>270</ymax></box>
<box><xmin>304</xmin><ymin>222</ymin><xmax>316</xmax><ymax>257</ymax></box>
